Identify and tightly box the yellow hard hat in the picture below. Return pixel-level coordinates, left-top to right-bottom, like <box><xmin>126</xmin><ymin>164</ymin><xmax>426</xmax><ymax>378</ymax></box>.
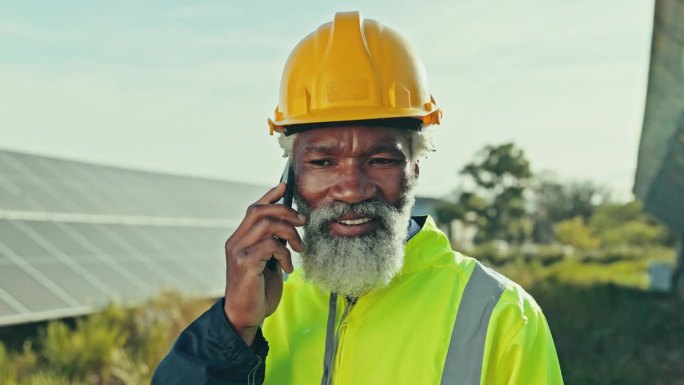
<box><xmin>268</xmin><ymin>11</ymin><xmax>441</xmax><ymax>135</ymax></box>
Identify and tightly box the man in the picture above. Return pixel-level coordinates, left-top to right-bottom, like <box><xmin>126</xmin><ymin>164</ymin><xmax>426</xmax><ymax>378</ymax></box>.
<box><xmin>152</xmin><ymin>11</ymin><xmax>563</xmax><ymax>385</ymax></box>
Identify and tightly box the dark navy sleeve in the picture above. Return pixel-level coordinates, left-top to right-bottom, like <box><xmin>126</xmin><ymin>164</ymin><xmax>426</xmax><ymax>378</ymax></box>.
<box><xmin>151</xmin><ymin>299</ymin><xmax>269</xmax><ymax>385</ymax></box>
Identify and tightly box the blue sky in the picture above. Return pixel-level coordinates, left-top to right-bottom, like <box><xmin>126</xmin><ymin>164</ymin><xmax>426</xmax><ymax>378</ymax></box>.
<box><xmin>0</xmin><ymin>0</ymin><xmax>655</xmax><ymax>199</ymax></box>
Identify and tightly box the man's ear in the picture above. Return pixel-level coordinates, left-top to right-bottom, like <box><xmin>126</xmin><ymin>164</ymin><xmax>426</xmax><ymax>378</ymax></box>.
<box><xmin>413</xmin><ymin>160</ymin><xmax>420</xmax><ymax>179</ymax></box>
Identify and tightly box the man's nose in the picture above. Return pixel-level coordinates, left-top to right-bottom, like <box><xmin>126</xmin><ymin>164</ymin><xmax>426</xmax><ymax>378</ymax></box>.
<box><xmin>329</xmin><ymin>164</ymin><xmax>377</xmax><ymax>204</ymax></box>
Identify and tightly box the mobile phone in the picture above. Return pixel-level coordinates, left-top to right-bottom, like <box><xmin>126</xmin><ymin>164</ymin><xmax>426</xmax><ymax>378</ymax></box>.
<box><xmin>266</xmin><ymin>161</ymin><xmax>295</xmax><ymax>271</ymax></box>
<box><xmin>279</xmin><ymin>160</ymin><xmax>295</xmax><ymax>209</ymax></box>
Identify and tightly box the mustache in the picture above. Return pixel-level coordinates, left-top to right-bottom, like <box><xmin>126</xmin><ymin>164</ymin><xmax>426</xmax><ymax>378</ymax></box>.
<box><xmin>295</xmin><ymin>196</ymin><xmax>402</xmax><ymax>233</ymax></box>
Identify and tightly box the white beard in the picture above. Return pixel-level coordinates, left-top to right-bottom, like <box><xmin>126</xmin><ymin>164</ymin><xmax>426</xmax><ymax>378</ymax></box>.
<box><xmin>295</xmin><ymin>188</ymin><xmax>415</xmax><ymax>297</ymax></box>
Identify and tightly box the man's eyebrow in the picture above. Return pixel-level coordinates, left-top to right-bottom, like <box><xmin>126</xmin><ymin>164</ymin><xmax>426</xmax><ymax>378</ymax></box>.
<box><xmin>301</xmin><ymin>144</ymin><xmax>338</xmax><ymax>155</ymax></box>
<box><xmin>366</xmin><ymin>144</ymin><xmax>407</xmax><ymax>155</ymax></box>
<box><xmin>300</xmin><ymin>142</ymin><xmax>408</xmax><ymax>156</ymax></box>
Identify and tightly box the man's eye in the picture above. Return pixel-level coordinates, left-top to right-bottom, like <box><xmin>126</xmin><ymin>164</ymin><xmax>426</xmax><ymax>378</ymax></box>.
<box><xmin>309</xmin><ymin>159</ymin><xmax>333</xmax><ymax>166</ymax></box>
<box><xmin>370</xmin><ymin>158</ymin><xmax>399</xmax><ymax>165</ymax></box>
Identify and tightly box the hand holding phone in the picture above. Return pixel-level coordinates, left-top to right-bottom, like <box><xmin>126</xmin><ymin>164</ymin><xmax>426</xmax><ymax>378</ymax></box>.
<box><xmin>222</xmin><ymin>161</ymin><xmax>303</xmax><ymax>346</ymax></box>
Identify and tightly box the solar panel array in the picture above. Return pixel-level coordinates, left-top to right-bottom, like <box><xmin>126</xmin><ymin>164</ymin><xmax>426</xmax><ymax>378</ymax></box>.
<box><xmin>0</xmin><ymin>149</ymin><xmax>266</xmax><ymax>326</ymax></box>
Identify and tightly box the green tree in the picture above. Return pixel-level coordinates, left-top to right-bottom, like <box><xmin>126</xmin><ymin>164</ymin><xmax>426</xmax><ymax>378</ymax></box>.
<box><xmin>532</xmin><ymin>172</ymin><xmax>610</xmax><ymax>243</ymax></box>
<box><xmin>456</xmin><ymin>143</ymin><xmax>533</xmax><ymax>243</ymax></box>
<box><xmin>533</xmin><ymin>174</ymin><xmax>610</xmax><ymax>222</ymax></box>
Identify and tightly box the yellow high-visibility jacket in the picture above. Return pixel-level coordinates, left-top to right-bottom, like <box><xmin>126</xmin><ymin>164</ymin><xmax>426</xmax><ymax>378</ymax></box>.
<box><xmin>263</xmin><ymin>216</ymin><xmax>564</xmax><ymax>385</ymax></box>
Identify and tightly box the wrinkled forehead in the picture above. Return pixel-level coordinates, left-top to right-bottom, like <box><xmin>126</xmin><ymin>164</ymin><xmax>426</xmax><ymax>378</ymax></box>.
<box><xmin>292</xmin><ymin>125</ymin><xmax>412</xmax><ymax>158</ymax></box>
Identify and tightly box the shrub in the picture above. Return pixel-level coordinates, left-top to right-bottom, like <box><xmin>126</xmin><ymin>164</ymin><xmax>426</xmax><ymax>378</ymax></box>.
<box><xmin>41</xmin><ymin>305</ymin><xmax>128</xmax><ymax>381</ymax></box>
<box><xmin>554</xmin><ymin>217</ymin><xmax>599</xmax><ymax>251</ymax></box>
<box><xmin>0</xmin><ymin>291</ymin><xmax>212</xmax><ymax>385</ymax></box>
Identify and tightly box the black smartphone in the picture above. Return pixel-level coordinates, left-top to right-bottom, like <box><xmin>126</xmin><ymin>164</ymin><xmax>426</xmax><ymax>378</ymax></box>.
<box><xmin>279</xmin><ymin>160</ymin><xmax>295</xmax><ymax>209</ymax></box>
<box><xmin>266</xmin><ymin>161</ymin><xmax>295</xmax><ymax>271</ymax></box>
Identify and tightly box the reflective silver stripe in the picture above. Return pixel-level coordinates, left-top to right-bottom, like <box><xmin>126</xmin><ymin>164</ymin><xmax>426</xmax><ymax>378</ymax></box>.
<box><xmin>441</xmin><ymin>262</ymin><xmax>506</xmax><ymax>385</ymax></box>
<box><xmin>321</xmin><ymin>293</ymin><xmax>338</xmax><ymax>385</ymax></box>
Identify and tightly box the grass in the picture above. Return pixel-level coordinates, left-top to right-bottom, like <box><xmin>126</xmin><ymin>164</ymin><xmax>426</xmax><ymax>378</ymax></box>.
<box><xmin>532</xmin><ymin>283</ymin><xmax>684</xmax><ymax>385</ymax></box>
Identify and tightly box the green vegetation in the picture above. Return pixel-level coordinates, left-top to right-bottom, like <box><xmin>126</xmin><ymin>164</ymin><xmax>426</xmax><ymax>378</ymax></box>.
<box><xmin>438</xmin><ymin>143</ymin><xmax>673</xmax><ymax>251</ymax></box>
<box><xmin>553</xmin><ymin>217</ymin><xmax>599</xmax><ymax>251</ymax></box>
<box><xmin>437</xmin><ymin>142</ymin><xmax>534</xmax><ymax>243</ymax></box>
<box><xmin>589</xmin><ymin>201</ymin><xmax>671</xmax><ymax>247</ymax></box>
<box><xmin>0</xmin><ymin>292</ymin><xmax>211</xmax><ymax>385</ymax></box>
<box><xmin>533</xmin><ymin>282</ymin><xmax>684</xmax><ymax>385</ymax></box>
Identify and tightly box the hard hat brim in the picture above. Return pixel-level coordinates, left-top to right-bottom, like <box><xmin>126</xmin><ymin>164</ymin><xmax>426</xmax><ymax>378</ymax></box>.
<box><xmin>269</xmin><ymin>107</ymin><xmax>441</xmax><ymax>135</ymax></box>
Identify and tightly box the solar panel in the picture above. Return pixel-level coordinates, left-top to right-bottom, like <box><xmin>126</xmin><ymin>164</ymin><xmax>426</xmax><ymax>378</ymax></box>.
<box><xmin>66</xmin><ymin>223</ymin><xmax>134</xmax><ymax>257</ymax></box>
<box><xmin>0</xmin><ymin>149</ymin><xmax>266</xmax><ymax>326</ymax></box>
<box><xmin>81</xmin><ymin>262</ymin><xmax>150</xmax><ymax>301</ymax></box>
<box><xmin>30</xmin><ymin>263</ymin><xmax>109</xmax><ymax>306</ymax></box>
<box><xmin>0</xmin><ymin>264</ymin><xmax>71</xmax><ymax>312</ymax></box>
<box><xmin>0</xmin><ymin>180</ymin><xmax>33</xmax><ymax>211</ymax></box>
<box><xmin>0</xmin><ymin>220</ymin><xmax>53</xmax><ymax>258</ymax></box>
<box><xmin>0</xmin><ymin>296</ymin><xmax>17</xmax><ymax>317</ymax></box>
<box><xmin>21</xmin><ymin>221</ymin><xmax>93</xmax><ymax>259</ymax></box>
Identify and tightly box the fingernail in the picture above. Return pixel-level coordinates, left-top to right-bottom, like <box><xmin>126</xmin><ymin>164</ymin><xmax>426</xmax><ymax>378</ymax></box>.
<box><xmin>298</xmin><ymin>214</ymin><xmax>306</xmax><ymax>222</ymax></box>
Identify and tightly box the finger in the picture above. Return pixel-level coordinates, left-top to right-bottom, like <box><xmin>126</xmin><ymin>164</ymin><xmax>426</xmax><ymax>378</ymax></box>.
<box><xmin>229</xmin><ymin>239</ymin><xmax>292</xmax><ymax>275</ymax></box>
<box><xmin>255</xmin><ymin>183</ymin><xmax>287</xmax><ymax>205</ymax></box>
<box><xmin>235</xmin><ymin>217</ymin><xmax>304</xmax><ymax>253</ymax></box>
<box><xmin>230</xmin><ymin>204</ymin><xmax>304</xmax><ymax>243</ymax></box>
<box><xmin>240</xmin><ymin>238</ymin><xmax>294</xmax><ymax>273</ymax></box>
<box><xmin>251</xmin><ymin>217</ymin><xmax>305</xmax><ymax>253</ymax></box>
<box><xmin>235</xmin><ymin>204</ymin><xmax>306</xmax><ymax>240</ymax></box>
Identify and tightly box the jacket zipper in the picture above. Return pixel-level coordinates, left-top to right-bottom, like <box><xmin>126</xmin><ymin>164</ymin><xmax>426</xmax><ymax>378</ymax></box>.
<box><xmin>331</xmin><ymin>296</ymin><xmax>357</xmax><ymax>385</ymax></box>
<box><xmin>324</xmin><ymin>295</ymin><xmax>357</xmax><ymax>385</ymax></box>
